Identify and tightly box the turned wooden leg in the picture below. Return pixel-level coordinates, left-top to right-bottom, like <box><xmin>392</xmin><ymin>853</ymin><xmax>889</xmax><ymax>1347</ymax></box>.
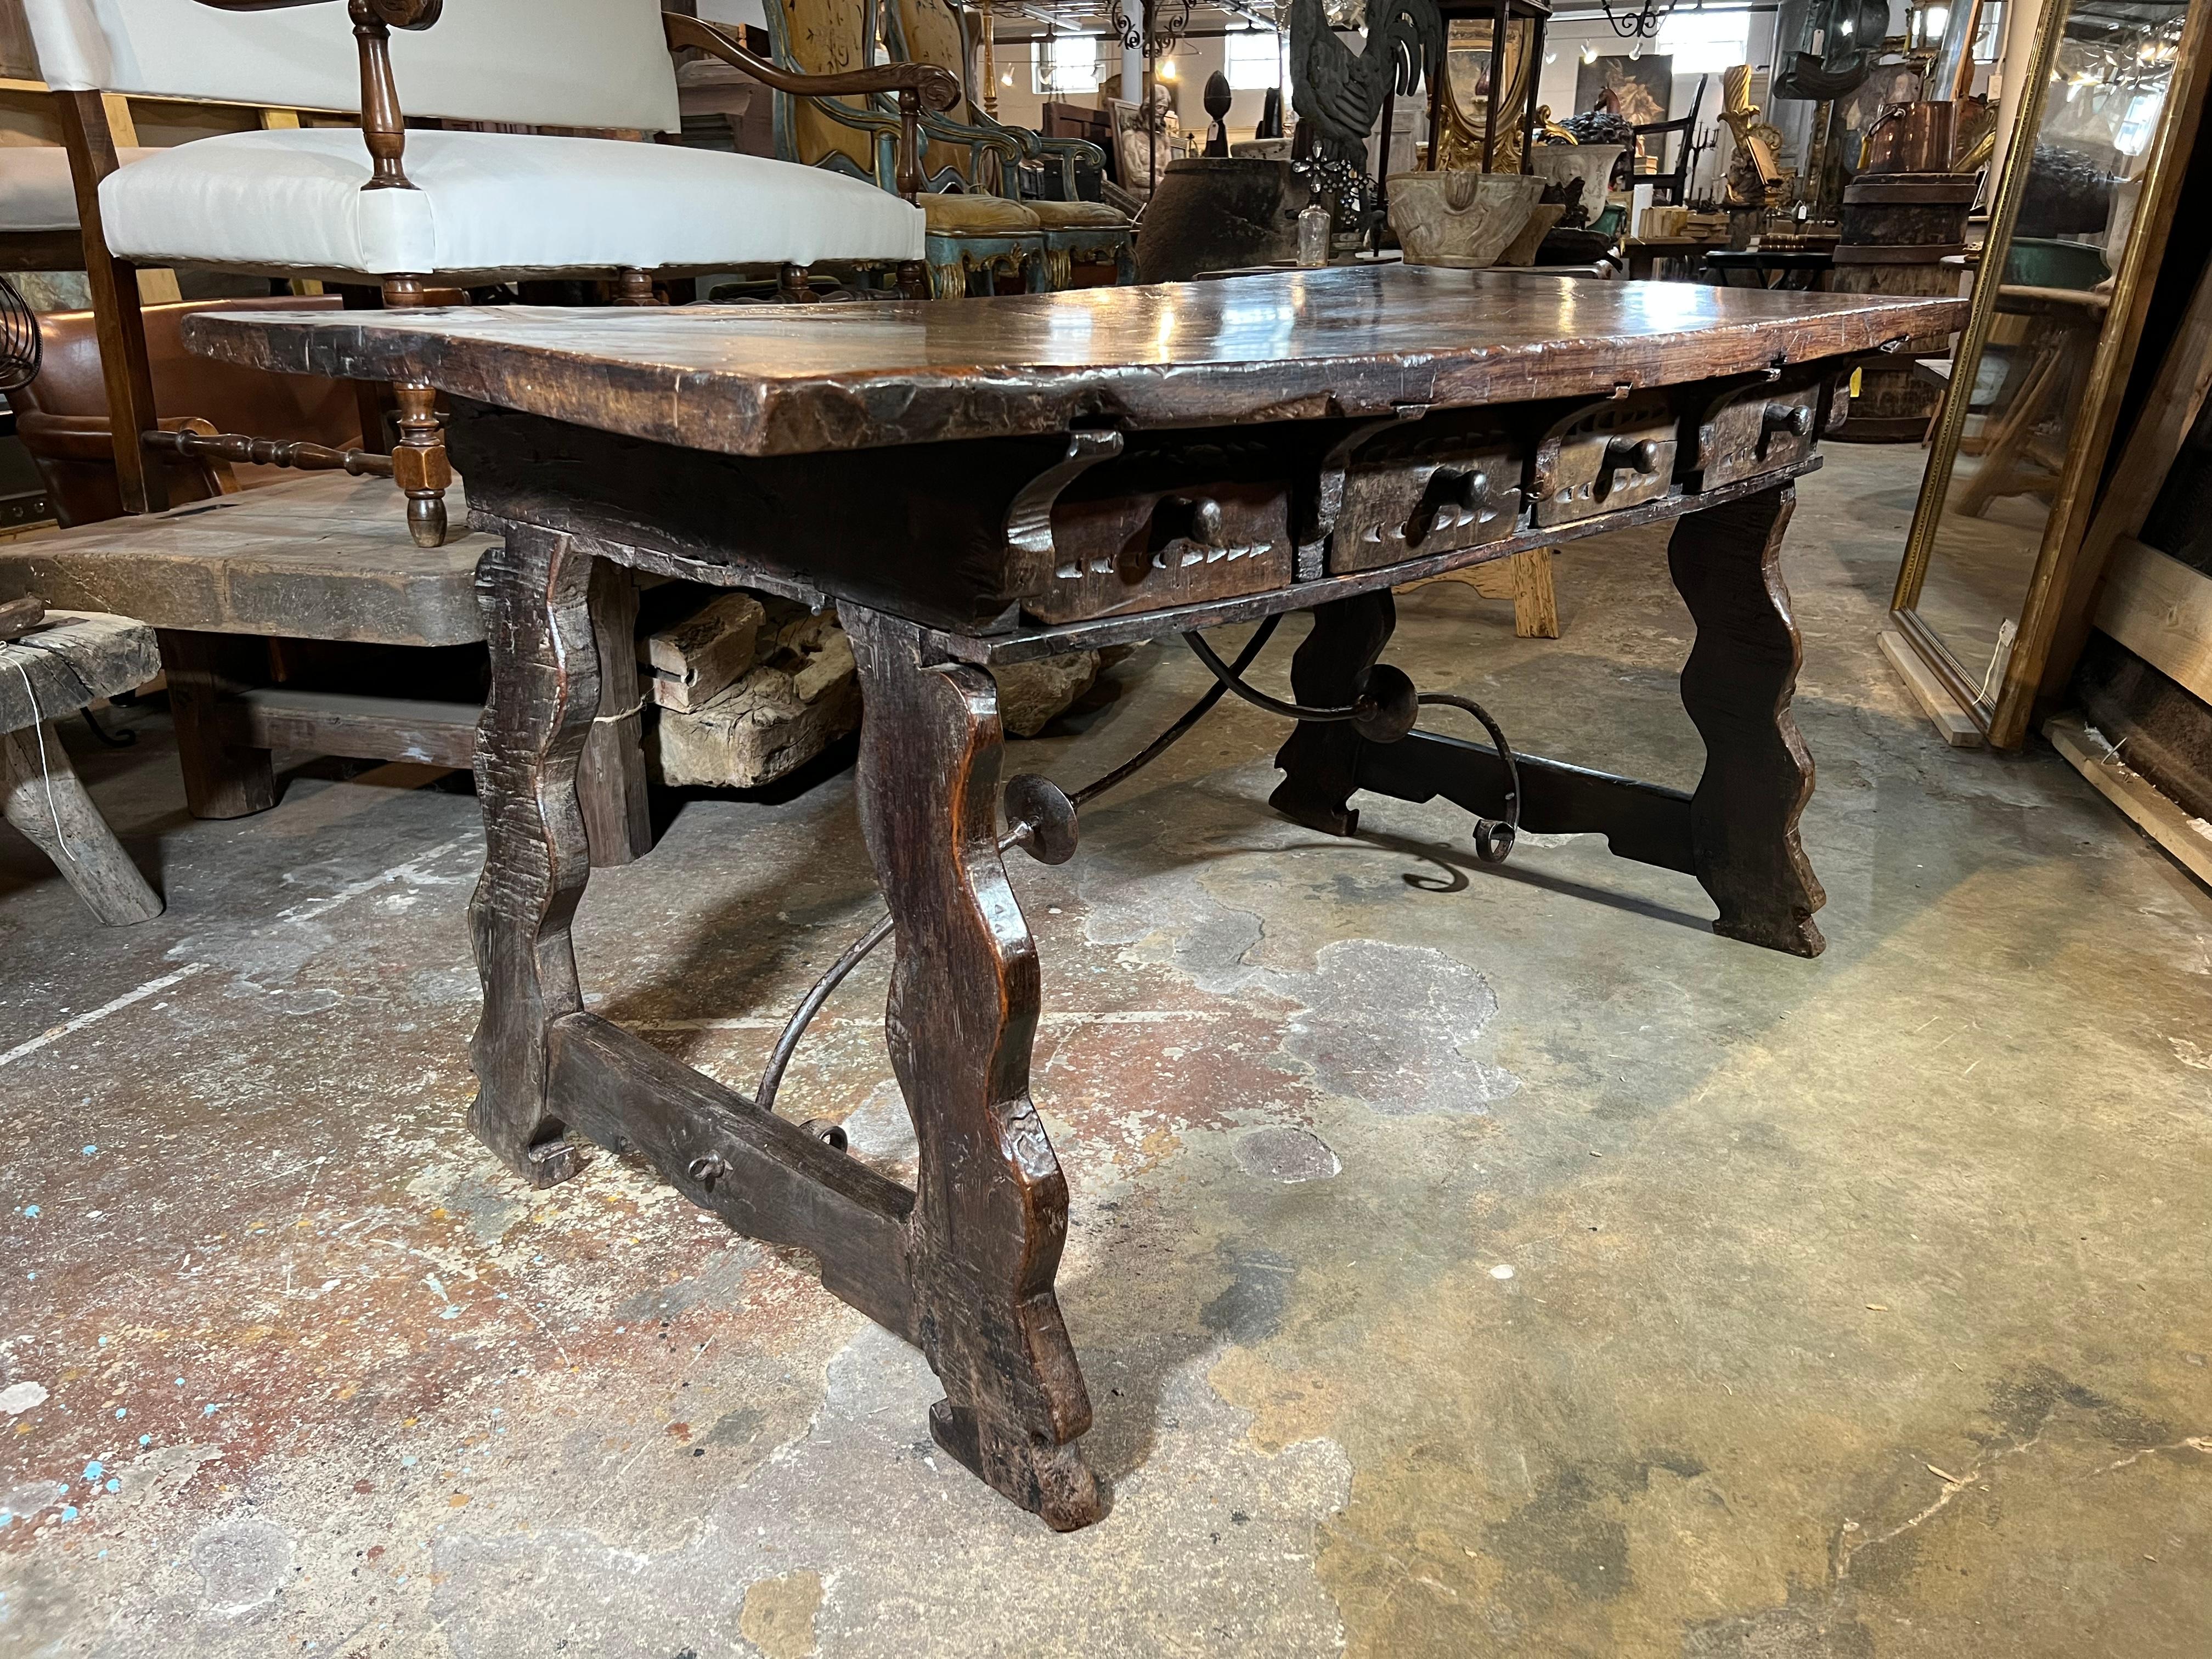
<box><xmin>392</xmin><ymin>380</ymin><xmax>450</xmax><ymax>549</ymax></box>
<box><xmin>613</xmin><ymin>268</ymin><xmax>660</xmax><ymax>306</ymax></box>
<box><xmin>159</xmin><ymin>629</ymin><xmax>276</xmax><ymax>819</ymax></box>
<box><xmin>467</xmin><ymin>523</ymin><xmax>594</xmax><ymax>1188</ymax></box>
<box><xmin>844</xmin><ymin>607</ymin><xmax>1101</xmax><ymax>1532</ymax></box>
<box><xmin>0</xmin><ymin>724</ymin><xmax>162</xmax><ymax>924</ymax></box>
<box><xmin>577</xmin><ymin>560</ymin><xmax>652</xmax><ymax>867</ymax></box>
<box><xmin>777</xmin><ymin>263</ymin><xmax>817</xmax><ymax>303</ymax></box>
<box><xmin>373</xmin><ymin>278</ymin><xmax>449</xmax><ymax>545</ymax></box>
<box><xmin>1271</xmin><ymin>589</ymin><xmax>1396</xmax><ymax>836</ymax></box>
<box><xmin>896</xmin><ymin>259</ymin><xmax>929</xmax><ymax>300</ymax></box>
<box><xmin>1667</xmin><ymin>482</ymin><xmax>1826</xmax><ymax>957</ymax></box>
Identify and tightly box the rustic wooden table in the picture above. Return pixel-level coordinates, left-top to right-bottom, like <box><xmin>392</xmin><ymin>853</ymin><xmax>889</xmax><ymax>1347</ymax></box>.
<box><xmin>193</xmin><ymin>268</ymin><xmax>1966</xmax><ymax>1530</ymax></box>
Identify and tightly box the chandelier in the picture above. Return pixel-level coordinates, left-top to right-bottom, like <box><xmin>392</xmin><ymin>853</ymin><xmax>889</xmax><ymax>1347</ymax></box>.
<box><xmin>1108</xmin><ymin>0</ymin><xmax>1194</xmax><ymax>59</ymax></box>
<box><xmin>1600</xmin><ymin>0</ymin><xmax>1678</xmax><ymax>40</ymax></box>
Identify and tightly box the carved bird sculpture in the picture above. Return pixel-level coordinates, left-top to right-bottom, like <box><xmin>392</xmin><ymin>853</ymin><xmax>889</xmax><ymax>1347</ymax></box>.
<box><xmin>1717</xmin><ymin>63</ymin><xmax>1781</xmax><ymax>208</ymax></box>
<box><xmin>1288</xmin><ymin>0</ymin><xmax>1444</xmax><ymax>175</ymax></box>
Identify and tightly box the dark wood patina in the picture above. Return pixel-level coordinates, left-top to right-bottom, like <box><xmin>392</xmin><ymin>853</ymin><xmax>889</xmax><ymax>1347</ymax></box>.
<box><xmin>190</xmin><ymin>267</ymin><xmax>1965</xmax><ymax>1530</ymax></box>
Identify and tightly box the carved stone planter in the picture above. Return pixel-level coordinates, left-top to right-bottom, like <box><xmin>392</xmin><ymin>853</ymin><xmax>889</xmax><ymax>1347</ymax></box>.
<box><xmin>1497</xmin><ymin>204</ymin><xmax>1566</xmax><ymax>267</ymax></box>
<box><xmin>1385</xmin><ymin>171</ymin><xmax>1544</xmax><ymax>270</ymax></box>
<box><xmin>1527</xmin><ymin>144</ymin><xmax>1626</xmax><ymax>218</ymax></box>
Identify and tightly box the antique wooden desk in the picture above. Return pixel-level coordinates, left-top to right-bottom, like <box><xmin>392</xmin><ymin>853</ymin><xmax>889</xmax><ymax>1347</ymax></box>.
<box><xmin>192</xmin><ymin>270</ymin><xmax>1965</xmax><ymax>1530</ymax></box>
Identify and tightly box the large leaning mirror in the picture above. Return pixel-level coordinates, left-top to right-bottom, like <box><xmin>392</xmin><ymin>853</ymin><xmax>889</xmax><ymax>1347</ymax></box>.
<box><xmin>1434</xmin><ymin>5</ymin><xmax>1543</xmax><ymax>172</ymax></box>
<box><xmin>1891</xmin><ymin>0</ymin><xmax>2207</xmax><ymax>745</ymax></box>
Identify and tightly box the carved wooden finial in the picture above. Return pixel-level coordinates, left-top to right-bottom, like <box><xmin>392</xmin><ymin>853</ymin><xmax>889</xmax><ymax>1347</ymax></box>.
<box><xmin>346</xmin><ymin>0</ymin><xmax>442</xmax><ymax>191</ymax></box>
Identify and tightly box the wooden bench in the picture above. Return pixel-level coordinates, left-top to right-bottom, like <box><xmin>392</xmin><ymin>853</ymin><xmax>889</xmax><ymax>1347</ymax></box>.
<box><xmin>1</xmin><ymin>606</ymin><xmax>163</xmax><ymax>924</ymax></box>
<box><xmin>0</xmin><ymin>472</ymin><xmax>651</xmax><ymax>864</ymax></box>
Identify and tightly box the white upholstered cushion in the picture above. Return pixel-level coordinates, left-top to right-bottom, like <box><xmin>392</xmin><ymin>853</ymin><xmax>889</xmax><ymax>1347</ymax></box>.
<box><xmin>98</xmin><ymin>128</ymin><xmax>924</xmax><ymax>279</ymax></box>
<box><xmin>23</xmin><ymin>0</ymin><xmax>679</xmax><ymax>134</ymax></box>
<box><xmin>0</xmin><ymin>143</ymin><xmax>155</xmax><ymax>231</ymax></box>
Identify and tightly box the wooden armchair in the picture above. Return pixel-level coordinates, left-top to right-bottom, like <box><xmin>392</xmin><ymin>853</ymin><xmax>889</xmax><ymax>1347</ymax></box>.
<box><xmin>10</xmin><ymin>294</ymin><xmax>361</xmax><ymax>526</ymax></box>
<box><xmin>1632</xmin><ymin>74</ymin><xmax>1707</xmax><ymax>207</ymax></box>
<box><xmin>885</xmin><ymin>0</ymin><xmax>1131</xmax><ymax>289</ymax></box>
<box><xmin>883</xmin><ymin>0</ymin><xmax>1105</xmax><ymax>199</ymax></box>
<box><xmin>761</xmin><ymin>0</ymin><xmax>1128</xmax><ymax>295</ymax></box>
<box><xmin>21</xmin><ymin>0</ymin><xmax>958</xmax><ymax>540</ymax></box>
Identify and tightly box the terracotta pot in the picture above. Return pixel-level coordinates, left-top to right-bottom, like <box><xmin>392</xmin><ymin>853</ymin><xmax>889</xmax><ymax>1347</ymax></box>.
<box><xmin>1386</xmin><ymin>170</ymin><xmax>1544</xmax><ymax>269</ymax></box>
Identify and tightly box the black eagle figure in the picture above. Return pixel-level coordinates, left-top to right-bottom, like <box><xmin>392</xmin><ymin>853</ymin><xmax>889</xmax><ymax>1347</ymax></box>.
<box><xmin>1289</xmin><ymin>0</ymin><xmax>1444</xmax><ymax>176</ymax></box>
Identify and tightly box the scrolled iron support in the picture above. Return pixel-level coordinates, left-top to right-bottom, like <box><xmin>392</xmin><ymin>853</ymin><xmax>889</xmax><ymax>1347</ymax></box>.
<box><xmin>749</xmin><ymin>613</ymin><xmax>1525</xmax><ymax>1122</ymax></box>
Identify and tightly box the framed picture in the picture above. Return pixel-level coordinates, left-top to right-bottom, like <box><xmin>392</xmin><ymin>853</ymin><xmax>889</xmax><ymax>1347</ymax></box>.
<box><xmin>1575</xmin><ymin>52</ymin><xmax>1673</xmax><ymax>128</ymax></box>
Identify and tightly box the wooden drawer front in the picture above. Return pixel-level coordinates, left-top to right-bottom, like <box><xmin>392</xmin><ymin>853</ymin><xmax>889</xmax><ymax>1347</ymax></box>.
<box><xmin>1695</xmin><ymin>382</ymin><xmax>1821</xmax><ymax>490</ymax></box>
<box><xmin>1330</xmin><ymin>433</ymin><xmax>1524</xmax><ymax>574</ymax></box>
<box><xmin>1534</xmin><ymin>398</ymin><xmax>1678</xmax><ymax>528</ymax></box>
<box><xmin>1031</xmin><ymin>477</ymin><xmax>1292</xmax><ymax>624</ymax></box>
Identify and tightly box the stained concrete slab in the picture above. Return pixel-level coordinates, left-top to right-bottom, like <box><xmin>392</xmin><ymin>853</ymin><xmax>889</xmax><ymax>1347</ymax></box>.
<box><xmin>1</xmin><ymin>445</ymin><xmax>2207</xmax><ymax>1657</ymax></box>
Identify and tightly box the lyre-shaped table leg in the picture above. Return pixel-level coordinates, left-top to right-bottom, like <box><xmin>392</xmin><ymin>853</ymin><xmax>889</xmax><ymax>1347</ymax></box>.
<box><xmin>1668</xmin><ymin>482</ymin><xmax>1827</xmax><ymax>957</ymax></box>
<box><xmin>845</xmin><ymin>607</ymin><xmax>1101</xmax><ymax>1531</ymax></box>
<box><xmin>1270</xmin><ymin>588</ymin><xmax>1397</xmax><ymax>837</ymax></box>
<box><xmin>467</xmin><ymin>523</ymin><xmax>594</xmax><ymax>1188</ymax></box>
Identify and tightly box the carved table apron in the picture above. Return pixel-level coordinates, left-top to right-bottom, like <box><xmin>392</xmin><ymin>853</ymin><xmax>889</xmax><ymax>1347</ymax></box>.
<box><xmin>190</xmin><ymin>269</ymin><xmax>1967</xmax><ymax>1530</ymax></box>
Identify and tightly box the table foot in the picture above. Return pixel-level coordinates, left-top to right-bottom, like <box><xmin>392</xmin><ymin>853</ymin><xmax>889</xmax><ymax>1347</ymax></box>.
<box><xmin>931</xmin><ymin>1400</ymin><xmax>1102</xmax><ymax>1531</ymax></box>
<box><xmin>846</xmin><ymin>606</ymin><xmax>1100</xmax><ymax>1530</ymax></box>
<box><xmin>0</xmin><ymin>723</ymin><xmax>163</xmax><ymax>924</ymax></box>
<box><xmin>1668</xmin><ymin>483</ymin><xmax>1826</xmax><ymax>957</ymax></box>
<box><xmin>159</xmin><ymin>630</ymin><xmax>277</xmax><ymax>820</ymax></box>
<box><xmin>467</xmin><ymin>523</ymin><xmax>596</xmax><ymax>1187</ymax></box>
<box><xmin>1271</xmin><ymin>589</ymin><xmax>1396</xmax><ymax>836</ymax></box>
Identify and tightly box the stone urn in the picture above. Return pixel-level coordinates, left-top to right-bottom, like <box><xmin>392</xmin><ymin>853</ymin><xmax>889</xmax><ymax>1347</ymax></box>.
<box><xmin>1527</xmin><ymin>144</ymin><xmax>1626</xmax><ymax>222</ymax></box>
<box><xmin>1136</xmin><ymin>157</ymin><xmax>1313</xmax><ymax>283</ymax></box>
<box><xmin>1385</xmin><ymin>171</ymin><xmax>1544</xmax><ymax>269</ymax></box>
<box><xmin>1496</xmin><ymin>203</ymin><xmax>1565</xmax><ymax>267</ymax></box>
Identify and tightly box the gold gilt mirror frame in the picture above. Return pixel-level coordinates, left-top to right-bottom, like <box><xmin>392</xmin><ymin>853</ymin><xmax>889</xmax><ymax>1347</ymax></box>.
<box><xmin>1437</xmin><ymin>15</ymin><xmax>1534</xmax><ymax>171</ymax></box>
<box><xmin>1890</xmin><ymin>0</ymin><xmax>2212</xmax><ymax>747</ymax></box>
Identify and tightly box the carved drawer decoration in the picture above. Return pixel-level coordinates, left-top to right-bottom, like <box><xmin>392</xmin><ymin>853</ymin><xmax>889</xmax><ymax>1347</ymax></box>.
<box><xmin>1023</xmin><ymin>437</ymin><xmax>1294</xmax><ymax>625</ymax></box>
<box><xmin>1328</xmin><ymin>421</ymin><xmax>1525</xmax><ymax>575</ymax></box>
<box><xmin>1691</xmin><ymin>380</ymin><xmax>1823</xmax><ymax>492</ymax></box>
<box><xmin>1532</xmin><ymin>395</ymin><xmax>1678</xmax><ymax>528</ymax></box>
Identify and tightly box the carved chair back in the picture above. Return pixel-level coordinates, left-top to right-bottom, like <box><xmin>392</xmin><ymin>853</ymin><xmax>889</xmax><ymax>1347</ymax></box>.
<box><xmin>20</xmin><ymin>0</ymin><xmax>679</xmax><ymax>132</ymax></box>
<box><xmin>1632</xmin><ymin>72</ymin><xmax>1707</xmax><ymax>207</ymax></box>
<box><xmin>768</xmin><ymin>0</ymin><xmax>887</xmax><ymax>181</ymax></box>
<box><xmin>884</xmin><ymin>0</ymin><xmax>972</xmax><ymax>180</ymax></box>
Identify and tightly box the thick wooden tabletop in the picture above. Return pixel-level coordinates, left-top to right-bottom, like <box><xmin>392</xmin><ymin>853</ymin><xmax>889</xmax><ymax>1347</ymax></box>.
<box><xmin>187</xmin><ymin>266</ymin><xmax>1967</xmax><ymax>459</ymax></box>
<box><xmin>0</xmin><ymin>473</ymin><xmax>495</xmax><ymax>647</ymax></box>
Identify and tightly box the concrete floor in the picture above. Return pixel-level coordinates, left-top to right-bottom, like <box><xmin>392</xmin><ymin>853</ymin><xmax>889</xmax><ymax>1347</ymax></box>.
<box><xmin>3</xmin><ymin>445</ymin><xmax>2209</xmax><ymax>1658</ymax></box>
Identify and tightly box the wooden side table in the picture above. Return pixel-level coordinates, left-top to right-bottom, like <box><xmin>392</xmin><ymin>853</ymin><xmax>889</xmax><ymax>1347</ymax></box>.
<box><xmin>1</xmin><ymin>608</ymin><xmax>162</xmax><ymax>924</ymax></box>
<box><xmin>0</xmin><ymin>473</ymin><xmax>652</xmax><ymax>866</ymax></box>
<box><xmin>193</xmin><ymin>269</ymin><xmax>1966</xmax><ymax>1528</ymax></box>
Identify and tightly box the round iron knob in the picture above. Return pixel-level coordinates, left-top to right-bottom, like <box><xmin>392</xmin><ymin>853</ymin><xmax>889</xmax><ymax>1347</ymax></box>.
<box><xmin>1002</xmin><ymin>773</ymin><xmax>1079</xmax><ymax>865</ymax></box>
<box><xmin>1763</xmin><ymin>402</ymin><xmax>1814</xmax><ymax>438</ymax></box>
<box><xmin>1187</xmin><ymin>495</ymin><xmax>1224</xmax><ymax>548</ymax></box>
<box><xmin>1604</xmin><ymin>437</ymin><xmax>1661</xmax><ymax>474</ymax></box>
<box><xmin>1351</xmin><ymin>664</ymin><xmax>1419</xmax><ymax>744</ymax></box>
